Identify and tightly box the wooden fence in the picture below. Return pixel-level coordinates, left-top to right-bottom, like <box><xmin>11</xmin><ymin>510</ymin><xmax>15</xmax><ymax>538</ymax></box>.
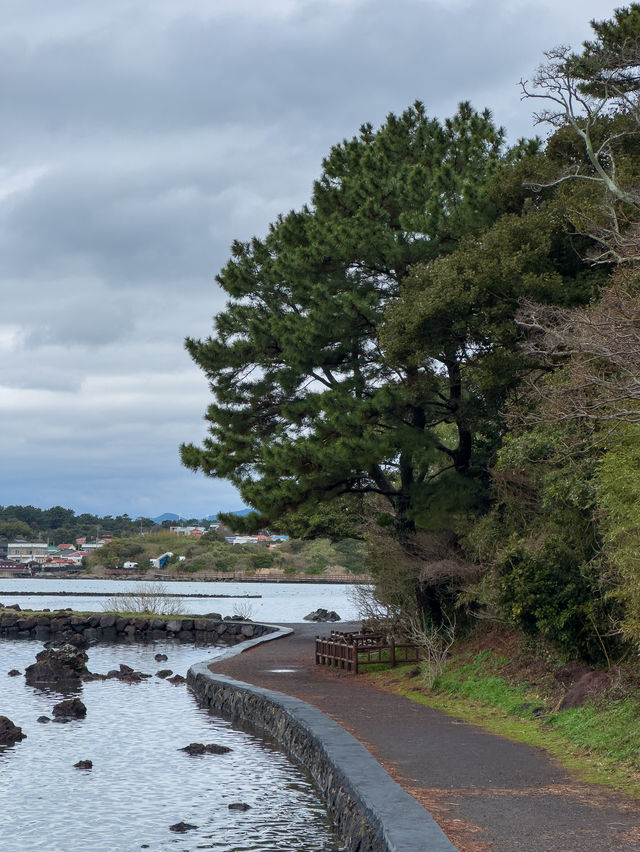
<box><xmin>315</xmin><ymin>630</ymin><xmax>423</xmax><ymax>674</ymax></box>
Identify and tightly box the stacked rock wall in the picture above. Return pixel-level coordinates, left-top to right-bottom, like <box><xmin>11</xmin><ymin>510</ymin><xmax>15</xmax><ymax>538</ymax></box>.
<box><xmin>188</xmin><ymin>668</ymin><xmax>457</xmax><ymax>852</ymax></box>
<box><xmin>0</xmin><ymin>609</ymin><xmax>272</xmax><ymax>646</ymax></box>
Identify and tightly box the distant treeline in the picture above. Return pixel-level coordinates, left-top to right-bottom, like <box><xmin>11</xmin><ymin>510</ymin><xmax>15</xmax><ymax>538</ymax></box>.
<box><xmin>0</xmin><ymin>505</ymin><xmax>162</xmax><ymax>546</ymax></box>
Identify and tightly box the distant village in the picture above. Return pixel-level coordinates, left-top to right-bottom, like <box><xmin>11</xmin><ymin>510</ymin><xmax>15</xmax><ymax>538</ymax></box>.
<box><xmin>0</xmin><ymin>523</ymin><xmax>289</xmax><ymax>576</ymax></box>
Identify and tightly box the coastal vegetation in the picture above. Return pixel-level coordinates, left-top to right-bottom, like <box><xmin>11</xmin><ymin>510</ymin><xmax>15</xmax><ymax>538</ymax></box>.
<box><xmin>84</xmin><ymin>529</ymin><xmax>367</xmax><ymax>577</ymax></box>
<box><xmin>104</xmin><ymin>582</ymin><xmax>187</xmax><ymax>616</ymax></box>
<box><xmin>183</xmin><ymin>4</ymin><xmax>640</xmax><ymax>672</ymax></box>
<box><xmin>0</xmin><ymin>504</ymin><xmax>157</xmax><ymax>545</ymax></box>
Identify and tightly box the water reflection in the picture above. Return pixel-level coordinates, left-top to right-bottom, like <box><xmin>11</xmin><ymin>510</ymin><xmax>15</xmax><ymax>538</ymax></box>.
<box><xmin>0</xmin><ymin>639</ymin><xmax>344</xmax><ymax>852</ymax></box>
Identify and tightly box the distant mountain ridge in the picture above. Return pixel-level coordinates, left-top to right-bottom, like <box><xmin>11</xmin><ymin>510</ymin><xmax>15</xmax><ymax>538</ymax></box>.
<box><xmin>150</xmin><ymin>509</ymin><xmax>252</xmax><ymax>524</ymax></box>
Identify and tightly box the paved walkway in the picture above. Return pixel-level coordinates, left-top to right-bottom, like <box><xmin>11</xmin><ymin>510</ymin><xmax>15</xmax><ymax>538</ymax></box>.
<box><xmin>209</xmin><ymin>622</ymin><xmax>640</xmax><ymax>852</ymax></box>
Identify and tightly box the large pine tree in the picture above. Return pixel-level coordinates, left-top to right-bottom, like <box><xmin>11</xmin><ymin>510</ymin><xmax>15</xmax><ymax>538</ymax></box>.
<box><xmin>182</xmin><ymin>102</ymin><xmax>588</xmax><ymax>539</ymax></box>
<box><xmin>182</xmin><ymin>103</ymin><xmax>509</xmax><ymax>530</ymax></box>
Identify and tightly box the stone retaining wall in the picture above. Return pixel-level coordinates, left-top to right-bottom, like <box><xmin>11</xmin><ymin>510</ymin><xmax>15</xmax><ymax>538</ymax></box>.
<box><xmin>188</xmin><ymin>666</ymin><xmax>457</xmax><ymax>852</ymax></box>
<box><xmin>0</xmin><ymin>609</ymin><xmax>273</xmax><ymax>646</ymax></box>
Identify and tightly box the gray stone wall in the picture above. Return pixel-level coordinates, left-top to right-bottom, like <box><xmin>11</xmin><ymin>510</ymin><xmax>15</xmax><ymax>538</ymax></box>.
<box><xmin>0</xmin><ymin>609</ymin><xmax>272</xmax><ymax>646</ymax></box>
<box><xmin>188</xmin><ymin>666</ymin><xmax>458</xmax><ymax>852</ymax></box>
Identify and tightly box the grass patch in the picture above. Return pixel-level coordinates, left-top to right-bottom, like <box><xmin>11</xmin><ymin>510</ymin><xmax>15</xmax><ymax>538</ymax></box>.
<box><xmin>367</xmin><ymin>641</ymin><xmax>640</xmax><ymax>797</ymax></box>
<box><xmin>547</xmin><ymin>700</ymin><xmax>640</xmax><ymax>766</ymax></box>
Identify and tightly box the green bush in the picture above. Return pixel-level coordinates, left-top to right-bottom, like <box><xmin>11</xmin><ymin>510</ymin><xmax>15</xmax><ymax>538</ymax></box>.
<box><xmin>466</xmin><ymin>419</ymin><xmax>621</xmax><ymax>662</ymax></box>
<box><xmin>249</xmin><ymin>549</ymin><xmax>278</xmax><ymax>570</ymax></box>
<box><xmin>497</xmin><ymin>535</ymin><xmax>612</xmax><ymax>659</ymax></box>
<box><xmin>597</xmin><ymin>422</ymin><xmax>640</xmax><ymax>646</ymax></box>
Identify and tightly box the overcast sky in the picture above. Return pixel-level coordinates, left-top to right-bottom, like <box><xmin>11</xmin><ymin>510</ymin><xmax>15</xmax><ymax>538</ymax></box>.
<box><xmin>0</xmin><ymin>0</ymin><xmax>624</xmax><ymax>520</ymax></box>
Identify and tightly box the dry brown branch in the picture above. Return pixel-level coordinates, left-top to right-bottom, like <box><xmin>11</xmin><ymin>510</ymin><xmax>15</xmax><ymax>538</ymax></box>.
<box><xmin>516</xmin><ymin>286</ymin><xmax>640</xmax><ymax>423</ymax></box>
<box><xmin>521</xmin><ymin>44</ymin><xmax>640</xmax><ymax>264</ymax></box>
<box><xmin>104</xmin><ymin>582</ymin><xmax>186</xmax><ymax>616</ymax></box>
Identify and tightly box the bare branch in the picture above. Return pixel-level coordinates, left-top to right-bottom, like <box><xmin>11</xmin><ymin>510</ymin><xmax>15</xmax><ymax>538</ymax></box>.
<box><xmin>515</xmin><ymin>285</ymin><xmax>640</xmax><ymax>424</ymax></box>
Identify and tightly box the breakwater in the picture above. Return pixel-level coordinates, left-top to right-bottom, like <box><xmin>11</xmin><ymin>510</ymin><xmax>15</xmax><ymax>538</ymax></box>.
<box><xmin>0</xmin><ymin>608</ymin><xmax>274</xmax><ymax>645</ymax></box>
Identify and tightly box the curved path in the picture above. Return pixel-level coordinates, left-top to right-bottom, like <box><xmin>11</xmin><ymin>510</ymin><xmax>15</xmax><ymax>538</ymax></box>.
<box><xmin>209</xmin><ymin>622</ymin><xmax>640</xmax><ymax>852</ymax></box>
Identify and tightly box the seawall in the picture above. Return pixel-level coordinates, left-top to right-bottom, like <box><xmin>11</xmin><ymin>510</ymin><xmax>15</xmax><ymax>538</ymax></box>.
<box><xmin>188</xmin><ymin>660</ymin><xmax>457</xmax><ymax>852</ymax></box>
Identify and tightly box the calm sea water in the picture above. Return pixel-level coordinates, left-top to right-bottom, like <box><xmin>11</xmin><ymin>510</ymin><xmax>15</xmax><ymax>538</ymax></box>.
<box><xmin>0</xmin><ymin>638</ymin><xmax>345</xmax><ymax>852</ymax></box>
<box><xmin>0</xmin><ymin>579</ymin><xmax>362</xmax><ymax>622</ymax></box>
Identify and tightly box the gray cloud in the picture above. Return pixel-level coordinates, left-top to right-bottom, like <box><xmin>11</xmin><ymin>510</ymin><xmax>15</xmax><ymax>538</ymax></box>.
<box><xmin>0</xmin><ymin>0</ymin><xmax>623</xmax><ymax>517</ymax></box>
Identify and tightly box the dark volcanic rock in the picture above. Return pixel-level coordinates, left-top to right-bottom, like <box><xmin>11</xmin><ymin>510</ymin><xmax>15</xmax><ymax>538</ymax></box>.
<box><xmin>8</xmin><ymin>669</ymin><xmax>21</xmax><ymax>676</ymax></box>
<box><xmin>554</xmin><ymin>663</ymin><xmax>591</xmax><ymax>688</ymax></box>
<box><xmin>24</xmin><ymin>644</ymin><xmax>90</xmax><ymax>686</ymax></box>
<box><xmin>179</xmin><ymin>742</ymin><xmax>232</xmax><ymax>755</ymax></box>
<box><xmin>167</xmin><ymin>674</ymin><xmax>186</xmax><ymax>685</ymax></box>
<box><xmin>74</xmin><ymin>759</ymin><xmax>93</xmax><ymax>770</ymax></box>
<box><xmin>37</xmin><ymin>716</ymin><xmax>50</xmax><ymax>724</ymax></box>
<box><xmin>0</xmin><ymin>716</ymin><xmax>27</xmax><ymax>745</ymax></box>
<box><xmin>52</xmin><ymin>697</ymin><xmax>87</xmax><ymax>720</ymax></box>
<box><xmin>169</xmin><ymin>822</ymin><xmax>198</xmax><ymax>833</ymax></box>
<box><xmin>228</xmin><ymin>802</ymin><xmax>251</xmax><ymax>811</ymax></box>
<box><xmin>515</xmin><ymin>701</ymin><xmax>547</xmax><ymax>717</ymax></box>
<box><xmin>559</xmin><ymin>671</ymin><xmax>611</xmax><ymax>709</ymax></box>
<box><xmin>83</xmin><ymin>672</ymin><xmax>108</xmax><ymax>682</ymax></box>
<box><xmin>65</xmin><ymin>634</ymin><xmax>90</xmax><ymax>650</ymax></box>
<box><xmin>154</xmin><ymin>653</ymin><xmax>168</xmax><ymax>662</ymax></box>
<box><xmin>155</xmin><ymin>669</ymin><xmax>172</xmax><ymax>679</ymax></box>
<box><xmin>303</xmin><ymin>608</ymin><xmax>341</xmax><ymax>622</ymax></box>
<box><xmin>118</xmin><ymin>672</ymin><xmax>143</xmax><ymax>683</ymax></box>
<box><xmin>105</xmin><ymin>666</ymin><xmax>149</xmax><ymax>683</ymax></box>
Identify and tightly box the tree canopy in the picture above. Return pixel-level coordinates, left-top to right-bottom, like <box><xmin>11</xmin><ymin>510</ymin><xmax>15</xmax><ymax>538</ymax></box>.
<box><xmin>182</xmin><ymin>100</ymin><xmax>599</xmax><ymax>542</ymax></box>
<box><xmin>185</xmin><ymin>104</ymin><xmax>543</xmax><ymax>532</ymax></box>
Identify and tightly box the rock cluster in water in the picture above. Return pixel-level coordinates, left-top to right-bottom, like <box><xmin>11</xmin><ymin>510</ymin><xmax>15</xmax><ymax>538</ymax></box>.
<box><xmin>169</xmin><ymin>822</ymin><xmax>198</xmax><ymax>833</ymax></box>
<box><xmin>0</xmin><ymin>716</ymin><xmax>27</xmax><ymax>746</ymax></box>
<box><xmin>104</xmin><ymin>663</ymin><xmax>152</xmax><ymax>683</ymax></box>
<box><xmin>53</xmin><ymin>698</ymin><xmax>87</xmax><ymax>720</ymax></box>
<box><xmin>24</xmin><ymin>645</ymin><xmax>90</xmax><ymax>686</ymax></box>
<box><xmin>303</xmin><ymin>608</ymin><xmax>341</xmax><ymax>622</ymax></box>
<box><xmin>179</xmin><ymin>742</ymin><xmax>232</xmax><ymax>755</ymax></box>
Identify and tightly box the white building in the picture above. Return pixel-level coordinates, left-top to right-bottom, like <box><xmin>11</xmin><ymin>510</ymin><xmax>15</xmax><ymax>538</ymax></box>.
<box><xmin>169</xmin><ymin>525</ymin><xmax>208</xmax><ymax>536</ymax></box>
<box><xmin>7</xmin><ymin>541</ymin><xmax>48</xmax><ymax>565</ymax></box>
<box><xmin>81</xmin><ymin>541</ymin><xmax>107</xmax><ymax>553</ymax></box>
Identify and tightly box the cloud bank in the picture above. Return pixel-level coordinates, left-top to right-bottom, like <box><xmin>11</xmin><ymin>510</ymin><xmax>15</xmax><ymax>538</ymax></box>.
<box><xmin>0</xmin><ymin>0</ymin><xmax>622</xmax><ymax>517</ymax></box>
